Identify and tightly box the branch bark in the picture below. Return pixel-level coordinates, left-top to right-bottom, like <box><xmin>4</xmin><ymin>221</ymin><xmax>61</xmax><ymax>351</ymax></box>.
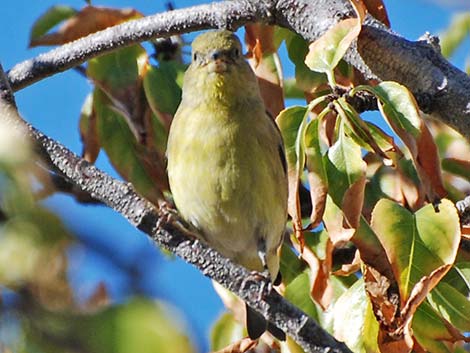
<box><xmin>0</xmin><ymin>64</ymin><xmax>351</xmax><ymax>353</ymax></box>
<box><xmin>7</xmin><ymin>0</ymin><xmax>470</xmax><ymax>137</ymax></box>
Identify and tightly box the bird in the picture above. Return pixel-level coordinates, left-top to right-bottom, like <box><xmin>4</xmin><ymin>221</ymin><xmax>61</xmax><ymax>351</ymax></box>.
<box><xmin>166</xmin><ymin>30</ymin><xmax>288</xmax><ymax>341</ymax></box>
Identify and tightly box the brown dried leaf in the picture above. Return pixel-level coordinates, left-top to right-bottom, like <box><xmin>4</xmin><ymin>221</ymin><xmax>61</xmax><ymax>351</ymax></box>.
<box><xmin>245</xmin><ymin>24</ymin><xmax>285</xmax><ymax>118</ymax></box>
<box><xmin>364</xmin><ymin>265</ymin><xmax>400</xmax><ymax>328</ymax></box>
<box><xmin>294</xmin><ymin>238</ymin><xmax>334</xmax><ymax>310</ymax></box>
<box><xmin>30</xmin><ymin>6</ymin><xmax>142</xmax><ymax>46</ymax></box>
<box><xmin>83</xmin><ymin>282</ymin><xmax>109</xmax><ymax>312</ymax></box>
<box><xmin>342</xmin><ymin>175</ymin><xmax>366</xmax><ymax>230</ymax></box>
<box><xmin>333</xmin><ymin>250</ymin><xmax>361</xmax><ymax>276</ymax></box>
<box><xmin>360</xmin><ymin>0</ymin><xmax>390</xmax><ymax>27</ymax></box>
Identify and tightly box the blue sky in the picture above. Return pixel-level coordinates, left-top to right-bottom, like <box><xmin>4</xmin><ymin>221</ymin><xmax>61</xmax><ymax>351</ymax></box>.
<box><xmin>1</xmin><ymin>0</ymin><xmax>469</xmax><ymax>351</ymax></box>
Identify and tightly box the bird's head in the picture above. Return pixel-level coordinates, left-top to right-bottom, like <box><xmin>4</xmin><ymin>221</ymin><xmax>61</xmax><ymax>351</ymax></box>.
<box><xmin>190</xmin><ymin>30</ymin><xmax>244</xmax><ymax>74</ymax></box>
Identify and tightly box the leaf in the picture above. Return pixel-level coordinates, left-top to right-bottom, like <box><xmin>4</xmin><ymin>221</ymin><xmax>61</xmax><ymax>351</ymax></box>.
<box><xmin>333</xmin><ymin>279</ymin><xmax>380</xmax><ymax>353</ymax></box>
<box><xmin>88</xmin><ymin>44</ymin><xmax>149</xmax><ymax>143</ymax></box>
<box><xmin>371</xmin><ymin>81</ymin><xmax>447</xmax><ymax>203</ymax></box>
<box><xmin>323</xmin><ymin>130</ymin><xmax>366</xmax><ymax>244</ymax></box>
<box><xmin>359</xmin><ymin>0</ymin><xmax>390</xmax><ymax>27</ymax></box>
<box><xmin>93</xmin><ymin>89</ymin><xmax>167</xmax><ymax>203</ymax></box>
<box><xmin>29</xmin><ymin>5</ymin><xmax>77</xmax><ymax>46</ymax></box>
<box><xmin>143</xmin><ymin>61</ymin><xmax>184</xmax><ymax>127</ymax></box>
<box><xmin>413</xmin><ymin>301</ymin><xmax>469</xmax><ymax>353</ymax></box>
<box><xmin>276</xmin><ymin>107</ymin><xmax>309</xmax><ymax>244</ymax></box>
<box><xmin>305</xmin><ymin>15</ymin><xmax>362</xmax><ymax>84</ymax></box>
<box><xmin>304</xmin><ymin>118</ymin><xmax>328</xmax><ymax>228</ymax></box>
<box><xmin>439</xmin><ymin>12</ymin><xmax>470</xmax><ymax>58</ymax></box>
<box><xmin>285</xmin><ymin>34</ymin><xmax>328</xmax><ymax>94</ymax></box>
<box><xmin>79</xmin><ymin>93</ymin><xmax>100</xmax><ymax>163</ymax></box>
<box><xmin>245</xmin><ymin>24</ymin><xmax>285</xmax><ymax>118</ymax></box>
<box><xmin>427</xmin><ymin>281</ymin><xmax>470</xmax><ymax>331</ymax></box>
<box><xmin>30</xmin><ymin>5</ymin><xmax>142</xmax><ymax>47</ymax></box>
<box><xmin>284</xmin><ymin>270</ymin><xmax>320</xmax><ymax>322</ymax></box>
<box><xmin>371</xmin><ymin>199</ymin><xmax>460</xmax><ymax>303</ymax></box>
<box><xmin>211</xmin><ymin>312</ymin><xmax>245</xmax><ymax>352</ymax></box>
<box><xmin>442</xmin><ymin>158</ymin><xmax>470</xmax><ymax>182</ymax></box>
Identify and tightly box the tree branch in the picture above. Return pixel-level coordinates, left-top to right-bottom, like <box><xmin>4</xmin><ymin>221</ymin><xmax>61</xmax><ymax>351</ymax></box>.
<box><xmin>0</xmin><ymin>63</ymin><xmax>351</xmax><ymax>353</ymax></box>
<box><xmin>8</xmin><ymin>0</ymin><xmax>470</xmax><ymax>138</ymax></box>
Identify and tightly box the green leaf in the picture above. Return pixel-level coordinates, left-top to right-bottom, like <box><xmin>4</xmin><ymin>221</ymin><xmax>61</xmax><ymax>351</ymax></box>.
<box><xmin>93</xmin><ymin>89</ymin><xmax>164</xmax><ymax>203</ymax></box>
<box><xmin>370</xmin><ymin>81</ymin><xmax>421</xmax><ymax>139</ymax></box>
<box><xmin>412</xmin><ymin>301</ymin><xmax>457</xmax><ymax>353</ymax></box>
<box><xmin>304</xmin><ymin>118</ymin><xmax>328</xmax><ymax>226</ymax></box>
<box><xmin>324</xmin><ymin>130</ymin><xmax>365</xmax><ymax>206</ymax></box>
<box><xmin>428</xmin><ymin>281</ymin><xmax>470</xmax><ymax>331</ymax></box>
<box><xmin>210</xmin><ymin>312</ymin><xmax>244</xmax><ymax>351</ymax></box>
<box><xmin>280</xmin><ymin>243</ymin><xmax>305</xmax><ymax>286</ymax></box>
<box><xmin>78</xmin><ymin>298</ymin><xmax>195</xmax><ymax>353</ymax></box>
<box><xmin>332</xmin><ymin>279</ymin><xmax>380</xmax><ymax>353</ymax></box>
<box><xmin>285</xmin><ymin>35</ymin><xmax>327</xmax><ymax>93</ymax></box>
<box><xmin>305</xmin><ymin>18</ymin><xmax>360</xmax><ymax>84</ymax></box>
<box><xmin>371</xmin><ymin>199</ymin><xmax>460</xmax><ymax>301</ymax></box>
<box><xmin>284</xmin><ymin>270</ymin><xmax>319</xmax><ymax>322</ymax></box>
<box><xmin>29</xmin><ymin>5</ymin><xmax>77</xmax><ymax>43</ymax></box>
<box><xmin>143</xmin><ymin>62</ymin><xmax>185</xmax><ymax>116</ymax></box>
<box><xmin>440</xmin><ymin>13</ymin><xmax>470</xmax><ymax>58</ymax></box>
<box><xmin>88</xmin><ymin>45</ymin><xmax>147</xmax><ymax>90</ymax></box>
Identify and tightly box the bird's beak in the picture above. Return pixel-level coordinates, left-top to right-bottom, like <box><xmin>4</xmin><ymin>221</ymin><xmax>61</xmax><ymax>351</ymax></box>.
<box><xmin>207</xmin><ymin>59</ymin><xmax>228</xmax><ymax>73</ymax></box>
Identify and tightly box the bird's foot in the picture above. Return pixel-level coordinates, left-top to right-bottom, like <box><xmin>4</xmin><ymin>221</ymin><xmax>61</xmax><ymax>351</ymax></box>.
<box><xmin>157</xmin><ymin>202</ymin><xmax>198</xmax><ymax>238</ymax></box>
<box><xmin>242</xmin><ymin>270</ymin><xmax>272</xmax><ymax>303</ymax></box>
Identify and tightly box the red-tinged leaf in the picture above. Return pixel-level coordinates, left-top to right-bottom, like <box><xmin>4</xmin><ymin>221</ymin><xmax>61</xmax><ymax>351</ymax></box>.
<box><xmin>29</xmin><ymin>5</ymin><xmax>77</xmax><ymax>46</ymax></box>
<box><xmin>304</xmin><ymin>118</ymin><xmax>328</xmax><ymax>228</ymax></box>
<box><xmin>276</xmin><ymin>107</ymin><xmax>309</xmax><ymax>245</ymax></box>
<box><xmin>245</xmin><ymin>24</ymin><xmax>285</xmax><ymax>118</ymax></box>
<box><xmin>30</xmin><ymin>5</ymin><xmax>142</xmax><ymax>47</ymax></box>
<box><xmin>371</xmin><ymin>199</ymin><xmax>460</xmax><ymax>303</ymax></box>
<box><xmin>84</xmin><ymin>282</ymin><xmax>109</xmax><ymax>312</ymax></box>
<box><xmin>79</xmin><ymin>93</ymin><xmax>100</xmax><ymax>163</ymax></box>
<box><xmin>359</xmin><ymin>0</ymin><xmax>390</xmax><ymax>27</ymax></box>
<box><xmin>371</xmin><ymin>81</ymin><xmax>447</xmax><ymax>203</ymax></box>
<box><xmin>305</xmin><ymin>16</ymin><xmax>362</xmax><ymax>84</ymax></box>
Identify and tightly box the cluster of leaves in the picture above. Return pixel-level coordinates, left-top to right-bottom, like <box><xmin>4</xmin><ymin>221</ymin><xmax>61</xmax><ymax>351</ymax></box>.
<box><xmin>6</xmin><ymin>1</ymin><xmax>469</xmax><ymax>353</ymax></box>
<box><xmin>0</xmin><ymin>115</ymin><xmax>194</xmax><ymax>353</ymax></box>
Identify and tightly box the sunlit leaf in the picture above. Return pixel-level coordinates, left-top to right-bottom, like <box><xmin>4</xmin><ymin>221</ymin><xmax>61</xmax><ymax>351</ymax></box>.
<box><xmin>323</xmin><ymin>130</ymin><xmax>366</xmax><ymax>243</ymax></box>
<box><xmin>371</xmin><ymin>199</ymin><xmax>460</xmax><ymax>302</ymax></box>
<box><xmin>305</xmin><ymin>17</ymin><xmax>362</xmax><ymax>84</ymax></box>
<box><xmin>360</xmin><ymin>0</ymin><xmax>390</xmax><ymax>27</ymax></box>
<box><xmin>333</xmin><ymin>279</ymin><xmax>380</xmax><ymax>353</ymax></box>
<box><xmin>371</xmin><ymin>81</ymin><xmax>447</xmax><ymax>203</ymax></box>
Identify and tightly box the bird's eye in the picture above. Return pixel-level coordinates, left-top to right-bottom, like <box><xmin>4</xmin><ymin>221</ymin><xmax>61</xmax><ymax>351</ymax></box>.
<box><xmin>233</xmin><ymin>48</ymin><xmax>240</xmax><ymax>57</ymax></box>
<box><xmin>193</xmin><ymin>52</ymin><xmax>199</xmax><ymax>62</ymax></box>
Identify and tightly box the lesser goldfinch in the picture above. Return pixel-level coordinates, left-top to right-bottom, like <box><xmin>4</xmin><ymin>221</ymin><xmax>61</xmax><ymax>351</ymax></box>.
<box><xmin>166</xmin><ymin>30</ymin><xmax>288</xmax><ymax>340</ymax></box>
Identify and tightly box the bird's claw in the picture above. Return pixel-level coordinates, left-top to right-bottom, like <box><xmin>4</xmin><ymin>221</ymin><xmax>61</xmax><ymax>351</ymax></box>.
<box><xmin>242</xmin><ymin>270</ymin><xmax>273</xmax><ymax>303</ymax></box>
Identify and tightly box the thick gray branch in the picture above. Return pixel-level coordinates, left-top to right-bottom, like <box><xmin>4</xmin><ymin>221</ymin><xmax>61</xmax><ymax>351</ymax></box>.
<box><xmin>8</xmin><ymin>0</ymin><xmax>470</xmax><ymax>137</ymax></box>
<box><xmin>0</xmin><ymin>64</ymin><xmax>351</xmax><ymax>353</ymax></box>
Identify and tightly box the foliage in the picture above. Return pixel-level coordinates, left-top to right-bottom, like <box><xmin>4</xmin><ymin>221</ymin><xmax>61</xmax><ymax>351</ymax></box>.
<box><xmin>0</xmin><ymin>1</ymin><xmax>469</xmax><ymax>353</ymax></box>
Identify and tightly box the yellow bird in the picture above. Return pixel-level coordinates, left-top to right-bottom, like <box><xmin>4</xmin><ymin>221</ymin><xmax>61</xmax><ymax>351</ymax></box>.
<box><xmin>166</xmin><ymin>30</ymin><xmax>288</xmax><ymax>340</ymax></box>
